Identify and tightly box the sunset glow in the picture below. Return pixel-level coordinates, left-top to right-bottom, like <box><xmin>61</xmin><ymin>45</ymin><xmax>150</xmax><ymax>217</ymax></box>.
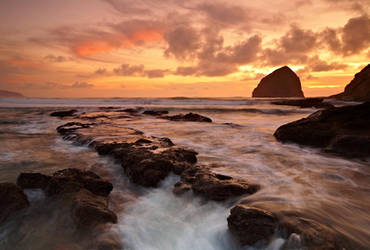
<box><xmin>0</xmin><ymin>0</ymin><xmax>369</xmax><ymax>97</ymax></box>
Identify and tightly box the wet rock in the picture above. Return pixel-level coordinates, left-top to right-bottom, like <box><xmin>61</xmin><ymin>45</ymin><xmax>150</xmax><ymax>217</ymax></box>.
<box><xmin>272</xmin><ymin>98</ymin><xmax>334</xmax><ymax>109</ymax></box>
<box><xmin>173</xmin><ymin>181</ymin><xmax>191</xmax><ymax>195</ymax></box>
<box><xmin>17</xmin><ymin>169</ymin><xmax>116</xmax><ymax>227</ymax></box>
<box><xmin>56</xmin><ymin>122</ymin><xmax>91</xmax><ymax>135</ymax></box>
<box><xmin>274</xmin><ymin>102</ymin><xmax>370</xmax><ymax>158</ymax></box>
<box><xmin>50</xmin><ymin>109</ymin><xmax>77</xmax><ymax>117</ymax></box>
<box><xmin>178</xmin><ymin>166</ymin><xmax>259</xmax><ymax>201</ymax></box>
<box><xmin>227</xmin><ymin>205</ymin><xmax>342</xmax><ymax>249</ymax></box>
<box><xmin>227</xmin><ymin>205</ymin><xmax>278</xmax><ymax>245</ymax></box>
<box><xmin>331</xmin><ymin>64</ymin><xmax>370</xmax><ymax>102</ymax></box>
<box><xmin>70</xmin><ymin>189</ymin><xmax>117</xmax><ymax>227</ymax></box>
<box><xmin>143</xmin><ymin>110</ymin><xmax>169</xmax><ymax>116</ymax></box>
<box><xmin>162</xmin><ymin>112</ymin><xmax>212</xmax><ymax>123</ymax></box>
<box><xmin>252</xmin><ymin>66</ymin><xmax>304</xmax><ymax>98</ymax></box>
<box><xmin>0</xmin><ymin>183</ymin><xmax>29</xmax><ymax>223</ymax></box>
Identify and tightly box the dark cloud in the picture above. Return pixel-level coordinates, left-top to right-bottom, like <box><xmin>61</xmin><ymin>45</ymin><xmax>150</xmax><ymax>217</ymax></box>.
<box><xmin>197</xmin><ymin>3</ymin><xmax>249</xmax><ymax>26</ymax></box>
<box><xmin>43</xmin><ymin>55</ymin><xmax>70</xmax><ymax>63</ymax></box>
<box><xmin>71</xmin><ymin>82</ymin><xmax>94</xmax><ymax>88</ymax></box>
<box><xmin>144</xmin><ymin>69</ymin><xmax>169</xmax><ymax>78</ymax></box>
<box><xmin>164</xmin><ymin>26</ymin><xmax>200</xmax><ymax>60</ymax></box>
<box><xmin>113</xmin><ymin>64</ymin><xmax>169</xmax><ymax>78</ymax></box>
<box><xmin>95</xmin><ymin>68</ymin><xmax>107</xmax><ymax>75</ymax></box>
<box><xmin>280</xmin><ymin>25</ymin><xmax>318</xmax><ymax>53</ymax></box>
<box><xmin>306</xmin><ymin>56</ymin><xmax>348</xmax><ymax>72</ymax></box>
<box><xmin>341</xmin><ymin>15</ymin><xmax>370</xmax><ymax>55</ymax></box>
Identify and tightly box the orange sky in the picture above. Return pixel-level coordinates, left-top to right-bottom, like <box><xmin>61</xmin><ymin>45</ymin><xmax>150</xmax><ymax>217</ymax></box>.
<box><xmin>0</xmin><ymin>0</ymin><xmax>369</xmax><ymax>98</ymax></box>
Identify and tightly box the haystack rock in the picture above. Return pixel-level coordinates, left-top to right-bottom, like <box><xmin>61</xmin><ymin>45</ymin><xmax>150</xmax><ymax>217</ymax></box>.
<box><xmin>252</xmin><ymin>66</ymin><xmax>304</xmax><ymax>98</ymax></box>
<box><xmin>331</xmin><ymin>64</ymin><xmax>370</xmax><ymax>102</ymax></box>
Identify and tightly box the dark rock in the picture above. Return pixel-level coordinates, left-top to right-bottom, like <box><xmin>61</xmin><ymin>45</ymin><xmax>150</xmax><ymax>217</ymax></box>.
<box><xmin>70</xmin><ymin>189</ymin><xmax>117</xmax><ymax>227</ymax></box>
<box><xmin>178</xmin><ymin>166</ymin><xmax>259</xmax><ymax>201</ymax></box>
<box><xmin>56</xmin><ymin>122</ymin><xmax>91</xmax><ymax>135</ymax></box>
<box><xmin>227</xmin><ymin>205</ymin><xmax>278</xmax><ymax>245</ymax></box>
<box><xmin>50</xmin><ymin>109</ymin><xmax>77</xmax><ymax>117</ymax></box>
<box><xmin>274</xmin><ymin>102</ymin><xmax>370</xmax><ymax>157</ymax></box>
<box><xmin>173</xmin><ymin>181</ymin><xmax>191</xmax><ymax>195</ymax></box>
<box><xmin>227</xmin><ymin>205</ymin><xmax>342</xmax><ymax>249</ymax></box>
<box><xmin>272</xmin><ymin>98</ymin><xmax>334</xmax><ymax>109</ymax></box>
<box><xmin>143</xmin><ymin>110</ymin><xmax>169</xmax><ymax>116</ymax></box>
<box><xmin>17</xmin><ymin>173</ymin><xmax>52</xmax><ymax>189</ymax></box>
<box><xmin>0</xmin><ymin>183</ymin><xmax>29</xmax><ymax>223</ymax></box>
<box><xmin>331</xmin><ymin>64</ymin><xmax>370</xmax><ymax>101</ymax></box>
<box><xmin>162</xmin><ymin>112</ymin><xmax>212</xmax><ymax>123</ymax></box>
<box><xmin>252</xmin><ymin>66</ymin><xmax>304</xmax><ymax>98</ymax></box>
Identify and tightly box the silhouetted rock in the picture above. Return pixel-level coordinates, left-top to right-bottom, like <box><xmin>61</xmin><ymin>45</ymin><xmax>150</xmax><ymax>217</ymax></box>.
<box><xmin>331</xmin><ymin>64</ymin><xmax>370</xmax><ymax>101</ymax></box>
<box><xmin>162</xmin><ymin>113</ymin><xmax>212</xmax><ymax>123</ymax></box>
<box><xmin>143</xmin><ymin>110</ymin><xmax>169</xmax><ymax>116</ymax></box>
<box><xmin>17</xmin><ymin>169</ymin><xmax>116</xmax><ymax>227</ymax></box>
<box><xmin>0</xmin><ymin>183</ymin><xmax>29</xmax><ymax>223</ymax></box>
<box><xmin>50</xmin><ymin>109</ymin><xmax>77</xmax><ymax>117</ymax></box>
<box><xmin>0</xmin><ymin>90</ymin><xmax>24</xmax><ymax>98</ymax></box>
<box><xmin>177</xmin><ymin>166</ymin><xmax>259</xmax><ymax>201</ymax></box>
<box><xmin>227</xmin><ymin>205</ymin><xmax>342</xmax><ymax>249</ymax></box>
<box><xmin>252</xmin><ymin>66</ymin><xmax>304</xmax><ymax>98</ymax></box>
<box><xmin>274</xmin><ymin>102</ymin><xmax>370</xmax><ymax>158</ymax></box>
<box><xmin>272</xmin><ymin>98</ymin><xmax>334</xmax><ymax>109</ymax></box>
<box><xmin>227</xmin><ymin>205</ymin><xmax>278</xmax><ymax>245</ymax></box>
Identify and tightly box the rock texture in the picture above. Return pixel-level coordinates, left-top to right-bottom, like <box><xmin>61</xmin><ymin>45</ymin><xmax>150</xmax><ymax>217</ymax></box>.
<box><xmin>252</xmin><ymin>66</ymin><xmax>304</xmax><ymax>98</ymax></box>
<box><xmin>0</xmin><ymin>183</ymin><xmax>29</xmax><ymax>223</ymax></box>
<box><xmin>272</xmin><ymin>98</ymin><xmax>334</xmax><ymax>109</ymax></box>
<box><xmin>17</xmin><ymin>168</ymin><xmax>116</xmax><ymax>227</ymax></box>
<box><xmin>175</xmin><ymin>166</ymin><xmax>259</xmax><ymax>201</ymax></box>
<box><xmin>331</xmin><ymin>64</ymin><xmax>370</xmax><ymax>102</ymax></box>
<box><xmin>227</xmin><ymin>205</ymin><xmax>342</xmax><ymax>249</ymax></box>
<box><xmin>274</xmin><ymin>102</ymin><xmax>370</xmax><ymax>158</ymax></box>
<box><xmin>162</xmin><ymin>113</ymin><xmax>212</xmax><ymax>123</ymax></box>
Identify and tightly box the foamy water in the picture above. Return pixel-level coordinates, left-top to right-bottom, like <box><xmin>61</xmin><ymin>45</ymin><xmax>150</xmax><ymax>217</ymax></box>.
<box><xmin>0</xmin><ymin>98</ymin><xmax>369</xmax><ymax>249</ymax></box>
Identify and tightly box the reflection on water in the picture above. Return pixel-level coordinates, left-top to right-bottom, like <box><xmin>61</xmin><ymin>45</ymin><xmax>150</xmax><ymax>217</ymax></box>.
<box><xmin>0</xmin><ymin>99</ymin><xmax>369</xmax><ymax>249</ymax></box>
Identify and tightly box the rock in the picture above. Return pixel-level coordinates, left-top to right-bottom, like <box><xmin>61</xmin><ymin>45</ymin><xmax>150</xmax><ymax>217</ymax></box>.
<box><xmin>17</xmin><ymin>173</ymin><xmax>52</xmax><ymax>189</ymax></box>
<box><xmin>143</xmin><ymin>110</ymin><xmax>169</xmax><ymax>116</ymax></box>
<box><xmin>272</xmin><ymin>98</ymin><xmax>334</xmax><ymax>109</ymax></box>
<box><xmin>274</xmin><ymin>102</ymin><xmax>370</xmax><ymax>158</ymax></box>
<box><xmin>162</xmin><ymin>112</ymin><xmax>212</xmax><ymax>123</ymax></box>
<box><xmin>0</xmin><ymin>183</ymin><xmax>29</xmax><ymax>223</ymax></box>
<box><xmin>227</xmin><ymin>205</ymin><xmax>342</xmax><ymax>249</ymax></box>
<box><xmin>252</xmin><ymin>66</ymin><xmax>304</xmax><ymax>98</ymax></box>
<box><xmin>50</xmin><ymin>109</ymin><xmax>77</xmax><ymax>117</ymax></box>
<box><xmin>227</xmin><ymin>205</ymin><xmax>278</xmax><ymax>245</ymax></box>
<box><xmin>331</xmin><ymin>64</ymin><xmax>370</xmax><ymax>102</ymax></box>
<box><xmin>56</xmin><ymin>122</ymin><xmax>91</xmax><ymax>135</ymax></box>
<box><xmin>178</xmin><ymin>166</ymin><xmax>259</xmax><ymax>201</ymax></box>
<box><xmin>70</xmin><ymin>189</ymin><xmax>117</xmax><ymax>227</ymax></box>
<box><xmin>173</xmin><ymin>181</ymin><xmax>191</xmax><ymax>195</ymax></box>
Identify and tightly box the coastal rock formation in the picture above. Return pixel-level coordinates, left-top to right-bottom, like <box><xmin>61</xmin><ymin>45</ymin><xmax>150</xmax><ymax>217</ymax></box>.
<box><xmin>0</xmin><ymin>90</ymin><xmax>24</xmax><ymax>98</ymax></box>
<box><xmin>274</xmin><ymin>102</ymin><xmax>370</xmax><ymax>158</ymax></box>
<box><xmin>17</xmin><ymin>168</ymin><xmax>116</xmax><ymax>227</ymax></box>
<box><xmin>331</xmin><ymin>64</ymin><xmax>370</xmax><ymax>102</ymax></box>
<box><xmin>162</xmin><ymin>112</ymin><xmax>212</xmax><ymax>122</ymax></box>
<box><xmin>50</xmin><ymin>109</ymin><xmax>77</xmax><ymax>117</ymax></box>
<box><xmin>227</xmin><ymin>205</ymin><xmax>341</xmax><ymax>249</ymax></box>
<box><xmin>252</xmin><ymin>66</ymin><xmax>304</xmax><ymax>98</ymax></box>
<box><xmin>0</xmin><ymin>183</ymin><xmax>29</xmax><ymax>223</ymax></box>
<box><xmin>56</xmin><ymin>121</ymin><xmax>198</xmax><ymax>187</ymax></box>
<box><xmin>143</xmin><ymin>110</ymin><xmax>169</xmax><ymax>116</ymax></box>
<box><xmin>175</xmin><ymin>166</ymin><xmax>259</xmax><ymax>201</ymax></box>
<box><xmin>272</xmin><ymin>98</ymin><xmax>334</xmax><ymax>109</ymax></box>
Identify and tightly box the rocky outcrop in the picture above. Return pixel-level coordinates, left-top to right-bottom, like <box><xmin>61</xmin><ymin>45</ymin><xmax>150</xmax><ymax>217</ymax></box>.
<box><xmin>274</xmin><ymin>102</ymin><xmax>370</xmax><ymax>158</ymax></box>
<box><xmin>174</xmin><ymin>166</ymin><xmax>259</xmax><ymax>201</ymax></box>
<box><xmin>272</xmin><ymin>98</ymin><xmax>334</xmax><ymax>109</ymax></box>
<box><xmin>50</xmin><ymin>109</ymin><xmax>77</xmax><ymax>117</ymax></box>
<box><xmin>0</xmin><ymin>90</ymin><xmax>24</xmax><ymax>98</ymax></box>
<box><xmin>331</xmin><ymin>64</ymin><xmax>370</xmax><ymax>102</ymax></box>
<box><xmin>252</xmin><ymin>66</ymin><xmax>304</xmax><ymax>98</ymax></box>
<box><xmin>227</xmin><ymin>205</ymin><xmax>342</xmax><ymax>249</ymax></box>
<box><xmin>162</xmin><ymin>113</ymin><xmax>212</xmax><ymax>123</ymax></box>
<box><xmin>0</xmin><ymin>183</ymin><xmax>29</xmax><ymax>223</ymax></box>
<box><xmin>17</xmin><ymin>168</ymin><xmax>116</xmax><ymax>227</ymax></box>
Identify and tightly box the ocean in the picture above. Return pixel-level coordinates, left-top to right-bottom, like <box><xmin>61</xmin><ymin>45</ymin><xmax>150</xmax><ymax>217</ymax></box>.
<box><xmin>0</xmin><ymin>97</ymin><xmax>369</xmax><ymax>250</ymax></box>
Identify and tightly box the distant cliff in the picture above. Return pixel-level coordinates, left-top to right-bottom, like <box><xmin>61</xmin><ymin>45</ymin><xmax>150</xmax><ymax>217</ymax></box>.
<box><xmin>0</xmin><ymin>90</ymin><xmax>25</xmax><ymax>98</ymax></box>
<box><xmin>252</xmin><ymin>66</ymin><xmax>304</xmax><ymax>98</ymax></box>
<box><xmin>331</xmin><ymin>64</ymin><xmax>370</xmax><ymax>102</ymax></box>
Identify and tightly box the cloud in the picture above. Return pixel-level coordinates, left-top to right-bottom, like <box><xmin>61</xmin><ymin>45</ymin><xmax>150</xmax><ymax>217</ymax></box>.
<box><xmin>197</xmin><ymin>2</ymin><xmax>249</xmax><ymax>26</ymax></box>
<box><xmin>95</xmin><ymin>68</ymin><xmax>107</xmax><ymax>75</ymax></box>
<box><xmin>341</xmin><ymin>15</ymin><xmax>370</xmax><ymax>55</ymax></box>
<box><xmin>164</xmin><ymin>26</ymin><xmax>200</xmax><ymax>60</ymax></box>
<box><xmin>306</xmin><ymin>56</ymin><xmax>348</xmax><ymax>72</ymax></box>
<box><xmin>71</xmin><ymin>81</ymin><xmax>94</xmax><ymax>88</ymax></box>
<box><xmin>144</xmin><ymin>69</ymin><xmax>169</xmax><ymax>78</ymax></box>
<box><xmin>43</xmin><ymin>55</ymin><xmax>71</xmax><ymax>63</ymax></box>
<box><xmin>113</xmin><ymin>63</ymin><xmax>169</xmax><ymax>78</ymax></box>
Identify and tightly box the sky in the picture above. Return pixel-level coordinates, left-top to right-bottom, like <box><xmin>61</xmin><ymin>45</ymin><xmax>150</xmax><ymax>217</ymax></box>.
<box><xmin>0</xmin><ymin>0</ymin><xmax>369</xmax><ymax>98</ymax></box>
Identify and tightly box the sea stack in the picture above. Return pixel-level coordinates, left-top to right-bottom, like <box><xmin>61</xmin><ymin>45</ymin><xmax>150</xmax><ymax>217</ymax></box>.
<box><xmin>331</xmin><ymin>64</ymin><xmax>370</xmax><ymax>102</ymax></box>
<box><xmin>252</xmin><ymin>66</ymin><xmax>304</xmax><ymax>98</ymax></box>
